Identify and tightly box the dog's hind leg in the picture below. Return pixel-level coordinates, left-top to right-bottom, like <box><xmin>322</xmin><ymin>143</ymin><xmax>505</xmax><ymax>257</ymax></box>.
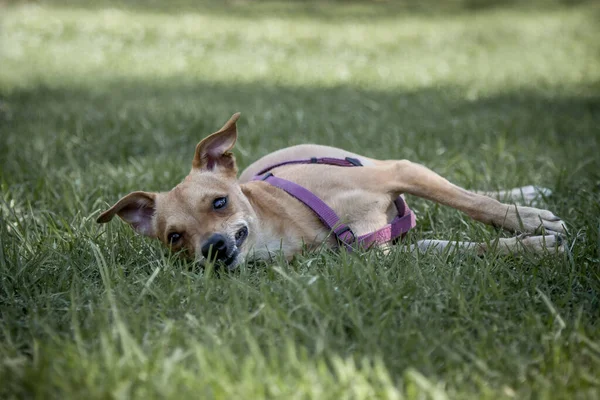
<box><xmin>379</xmin><ymin>160</ymin><xmax>566</xmax><ymax>236</ymax></box>
<box><xmin>410</xmin><ymin>235</ymin><xmax>564</xmax><ymax>255</ymax></box>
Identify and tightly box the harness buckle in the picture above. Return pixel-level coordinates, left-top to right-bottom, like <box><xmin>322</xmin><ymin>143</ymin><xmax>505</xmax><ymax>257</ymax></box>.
<box><xmin>260</xmin><ymin>172</ymin><xmax>273</xmax><ymax>181</ymax></box>
<box><xmin>334</xmin><ymin>225</ymin><xmax>355</xmax><ymax>246</ymax></box>
<box><xmin>345</xmin><ymin>157</ymin><xmax>363</xmax><ymax>166</ymax></box>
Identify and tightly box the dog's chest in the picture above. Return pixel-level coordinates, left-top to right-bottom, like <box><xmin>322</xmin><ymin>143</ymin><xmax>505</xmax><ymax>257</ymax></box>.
<box><xmin>277</xmin><ymin>175</ymin><xmax>395</xmax><ymax>237</ymax></box>
<box><xmin>250</xmin><ymin>222</ymin><xmax>331</xmax><ymax>260</ymax></box>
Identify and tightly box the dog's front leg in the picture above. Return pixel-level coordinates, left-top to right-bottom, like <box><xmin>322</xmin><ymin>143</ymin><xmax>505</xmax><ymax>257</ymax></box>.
<box><xmin>382</xmin><ymin>160</ymin><xmax>566</xmax><ymax>235</ymax></box>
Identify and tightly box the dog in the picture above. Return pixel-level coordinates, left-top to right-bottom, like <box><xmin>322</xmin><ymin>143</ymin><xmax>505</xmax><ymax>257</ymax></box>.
<box><xmin>97</xmin><ymin>113</ymin><xmax>566</xmax><ymax>269</ymax></box>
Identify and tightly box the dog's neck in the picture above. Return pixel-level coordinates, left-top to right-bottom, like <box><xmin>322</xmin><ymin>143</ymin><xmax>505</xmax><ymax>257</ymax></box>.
<box><xmin>240</xmin><ymin>182</ymin><xmax>331</xmax><ymax>259</ymax></box>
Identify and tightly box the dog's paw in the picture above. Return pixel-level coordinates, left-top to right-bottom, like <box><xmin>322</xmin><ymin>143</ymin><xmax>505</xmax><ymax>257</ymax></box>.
<box><xmin>519</xmin><ymin>234</ymin><xmax>565</xmax><ymax>253</ymax></box>
<box><xmin>501</xmin><ymin>205</ymin><xmax>567</xmax><ymax>235</ymax></box>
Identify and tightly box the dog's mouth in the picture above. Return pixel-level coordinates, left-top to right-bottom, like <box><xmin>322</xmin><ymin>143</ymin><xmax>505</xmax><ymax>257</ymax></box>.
<box><xmin>220</xmin><ymin>250</ymin><xmax>239</xmax><ymax>269</ymax></box>
<box><xmin>235</xmin><ymin>226</ymin><xmax>248</xmax><ymax>248</ymax></box>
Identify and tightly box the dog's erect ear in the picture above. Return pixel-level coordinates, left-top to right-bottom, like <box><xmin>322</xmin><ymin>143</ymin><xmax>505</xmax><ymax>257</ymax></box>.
<box><xmin>96</xmin><ymin>191</ymin><xmax>157</xmax><ymax>237</ymax></box>
<box><xmin>192</xmin><ymin>113</ymin><xmax>240</xmax><ymax>175</ymax></box>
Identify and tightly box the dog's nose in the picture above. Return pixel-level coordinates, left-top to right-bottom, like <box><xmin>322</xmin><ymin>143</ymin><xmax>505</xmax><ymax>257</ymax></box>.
<box><xmin>201</xmin><ymin>234</ymin><xmax>230</xmax><ymax>261</ymax></box>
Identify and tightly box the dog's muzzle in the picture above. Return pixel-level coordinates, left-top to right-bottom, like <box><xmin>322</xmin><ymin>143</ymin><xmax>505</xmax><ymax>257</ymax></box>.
<box><xmin>201</xmin><ymin>226</ymin><xmax>248</xmax><ymax>269</ymax></box>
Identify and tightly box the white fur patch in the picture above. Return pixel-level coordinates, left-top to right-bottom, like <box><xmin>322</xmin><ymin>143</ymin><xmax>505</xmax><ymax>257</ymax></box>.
<box><xmin>482</xmin><ymin>185</ymin><xmax>553</xmax><ymax>206</ymax></box>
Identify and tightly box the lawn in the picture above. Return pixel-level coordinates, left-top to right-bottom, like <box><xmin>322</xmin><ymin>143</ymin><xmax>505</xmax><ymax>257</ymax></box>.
<box><xmin>1</xmin><ymin>0</ymin><xmax>599</xmax><ymax>398</ymax></box>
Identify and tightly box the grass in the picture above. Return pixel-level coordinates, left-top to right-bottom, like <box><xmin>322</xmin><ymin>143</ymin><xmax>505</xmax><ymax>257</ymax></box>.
<box><xmin>1</xmin><ymin>0</ymin><xmax>599</xmax><ymax>398</ymax></box>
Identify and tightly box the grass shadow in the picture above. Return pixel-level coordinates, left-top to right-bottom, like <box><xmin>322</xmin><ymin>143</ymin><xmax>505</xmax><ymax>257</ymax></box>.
<box><xmin>6</xmin><ymin>0</ymin><xmax>599</xmax><ymax>20</ymax></box>
<box><xmin>2</xmin><ymin>78</ymin><xmax>598</xmax><ymax>179</ymax></box>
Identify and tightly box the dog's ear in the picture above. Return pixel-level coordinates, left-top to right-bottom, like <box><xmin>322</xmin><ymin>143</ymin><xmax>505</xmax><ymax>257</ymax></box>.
<box><xmin>96</xmin><ymin>191</ymin><xmax>157</xmax><ymax>237</ymax></box>
<box><xmin>192</xmin><ymin>112</ymin><xmax>240</xmax><ymax>175</ymax></box>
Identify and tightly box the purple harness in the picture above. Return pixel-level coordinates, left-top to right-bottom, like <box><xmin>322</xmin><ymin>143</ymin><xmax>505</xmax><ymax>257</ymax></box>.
<box><xmin>252</xmin><ymin>157</ymin><xmax>416</xmax><ymax>250</ymax></box>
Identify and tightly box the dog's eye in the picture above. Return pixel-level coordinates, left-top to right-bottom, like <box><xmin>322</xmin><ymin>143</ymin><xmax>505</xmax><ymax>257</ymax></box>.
<box><xmin>167</xmin><ymin>232</ymin><xmax>182</xmax><ymax>244</ymax></box>
<box><xmin>213</xmin><ymin>196</ymin><xmax>228</xmax><ymax>210</ymax></box>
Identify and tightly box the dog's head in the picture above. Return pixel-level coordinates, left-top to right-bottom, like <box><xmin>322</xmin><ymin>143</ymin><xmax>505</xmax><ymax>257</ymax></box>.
<box><xmin>97</xmin><ymin>113</ymin><xmax>256</xmax><ymax>269</ymax></box>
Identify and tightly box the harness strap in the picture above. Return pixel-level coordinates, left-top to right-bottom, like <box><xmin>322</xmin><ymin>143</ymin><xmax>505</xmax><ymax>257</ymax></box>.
<box><xmin>258</xmin><ymin>173</ymin><xmax>355</xmax><ymax>250</ymax></box>
<box><xmin>355</xmin><ymin>197</ymin><xmax>416</xmax><ymax>247</ymax></box>
<box><xmin>255</xmin><ymin>157</ymin><xmax>363</xmax><ymax>176</ymax></box>
<box><xmin>252</xmin><ymin>157</ymin><xmax>416</xmax><ymax>250</ymax></box>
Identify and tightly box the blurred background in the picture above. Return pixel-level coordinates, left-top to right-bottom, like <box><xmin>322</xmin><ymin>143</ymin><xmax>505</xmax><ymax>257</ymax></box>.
<box><xmin>2</xmin><ymin>1</ymin><xmax>598</xmax><ymax>181</ymax></box>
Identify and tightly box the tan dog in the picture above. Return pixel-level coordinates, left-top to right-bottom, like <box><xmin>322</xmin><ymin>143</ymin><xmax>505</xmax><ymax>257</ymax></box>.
<box><xmin>97</xmin><ymin>113</ymin><xmax>566</xmax><ymax>269</ymax></box>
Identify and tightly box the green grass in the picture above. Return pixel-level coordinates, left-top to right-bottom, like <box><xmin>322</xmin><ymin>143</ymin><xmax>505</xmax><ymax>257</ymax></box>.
<box><xmin>1</xmin><ymin>0</ymin><xmax>599</xmax><ymax>398</ymax></box>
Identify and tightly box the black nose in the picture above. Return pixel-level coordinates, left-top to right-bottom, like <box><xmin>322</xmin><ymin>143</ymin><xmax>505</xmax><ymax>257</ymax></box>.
<box><xmin>201</xmin><ymin>234</ymin><xmax>230</xmax><ymax>261</ymax></box>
